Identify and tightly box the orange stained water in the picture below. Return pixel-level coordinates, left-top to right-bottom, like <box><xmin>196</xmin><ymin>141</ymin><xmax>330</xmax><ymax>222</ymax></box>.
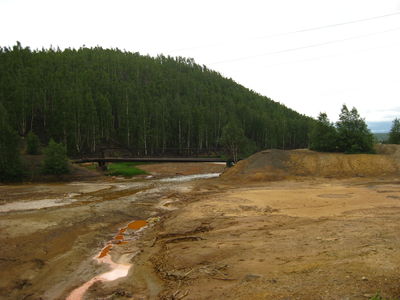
<box><xmin>67</xmin><ymin>219</ymin><xmax>149</xmax><ymax>300</ymax></box>
<box><xmin>98</xmin><ymin>245</ymin><xmax>112</xmax><ymax>258</ymax></box>
<box><xmin>127</xmin><ymin>220</ymin><xmax>147</xmax><ymax>230</ymax></box>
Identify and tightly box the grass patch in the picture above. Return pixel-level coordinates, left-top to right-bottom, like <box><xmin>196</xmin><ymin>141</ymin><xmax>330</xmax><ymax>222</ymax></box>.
<box><xmin>82</xmin><ymin>163</ymin><xmax>97</xmax><ymax>170</ymax></box>
<box><xmin>370</xmin><ymin>292</ymin><xmax>397</xmax><ymax>300</ymax></box>
<box><xmin>106</xmin><ymin>162</ymin><xmax>148</xmax><ymax>177</ymax></box>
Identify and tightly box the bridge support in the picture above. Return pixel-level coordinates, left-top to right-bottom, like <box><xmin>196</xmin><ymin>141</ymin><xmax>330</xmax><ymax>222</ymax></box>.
<box><xmin>226</xmin><ymin>159</ymin><xmax>234</xmax><ymax>168</ymax></box>
<box><xmin>97</xmin><ymin>160</ymin><xmax>107</xmax><ymax>171</ymax></box>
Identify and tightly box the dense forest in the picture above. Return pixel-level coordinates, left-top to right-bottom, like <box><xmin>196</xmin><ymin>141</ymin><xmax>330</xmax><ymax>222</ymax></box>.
<box><xmin>0</xmin><ymin>42</ymin><xmax>313</xmax><ymax>157</ymax></box>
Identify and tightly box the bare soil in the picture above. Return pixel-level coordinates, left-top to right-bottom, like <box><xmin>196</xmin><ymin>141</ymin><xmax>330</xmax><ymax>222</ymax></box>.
<box><xmin>146</xmin><ymin>178</ymin><xmax>400</xmax><ymax>300</ymax></box>
<box><xmin>1</xmin><ymin>153</ymin><xmax>400</xmax><ymax>300</ymax></box>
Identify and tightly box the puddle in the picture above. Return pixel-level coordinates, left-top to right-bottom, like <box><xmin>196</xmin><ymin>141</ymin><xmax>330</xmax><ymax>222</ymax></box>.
<box><xmin>127</xmin><ymin>220</ymin><xmax>148</xmax><ymax>230</ymax></box>
<box><xmin>1</xmin><ymin>174</ymin><xmax>219</xmax><ymax>214</ymax></box>
<box><xmin>66</xmin><ymin>219</ymin><xmax>148</xmax><ymax>300</ymax></box>
<box><xmin>0</xmin><ymin>198</ymin><xmax>73</xmax><ymax>213</ymax></box>
<box><xmin>159</xmin><ymin>173</ymin><xmax>220</xmax><ymax>183</ymax></box>
<box><xmin>66</xmin><ymin>182</ymin><xmax>113</xmax><ymax>193</ymax></box>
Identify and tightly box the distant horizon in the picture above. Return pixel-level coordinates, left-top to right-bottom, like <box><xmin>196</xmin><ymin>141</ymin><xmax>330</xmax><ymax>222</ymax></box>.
<box><xmin>368</xmin><ymin>121</ymin><xmax>392</xmax><ymax>133</ymax></box>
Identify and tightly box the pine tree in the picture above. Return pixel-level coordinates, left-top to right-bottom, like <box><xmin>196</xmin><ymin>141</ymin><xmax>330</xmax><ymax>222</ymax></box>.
<box><xmin>336</xmin><ymin>105</ymin><xmax>374</xmax><ymax>153</ymax></box>
<box><xmin>309</xmin><ymin>112</ymin><xmax>338</xmax><ymax>152</ymax></box>
<box><xmin>388</xmin><ymin>118</ymin><xmax>400</xmax><ymax>144</ymax></box>
<box><xmin>0</xmin><ymin>104</ymin><xmax>23</xmax><ymax>181</ymax></box>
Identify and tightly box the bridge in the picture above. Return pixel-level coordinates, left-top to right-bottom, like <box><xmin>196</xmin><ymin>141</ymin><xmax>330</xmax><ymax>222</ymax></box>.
<box><xmin>71</xmin><ymin>157</ymin><xmax>230</xmax><ymax>169</ymax></box>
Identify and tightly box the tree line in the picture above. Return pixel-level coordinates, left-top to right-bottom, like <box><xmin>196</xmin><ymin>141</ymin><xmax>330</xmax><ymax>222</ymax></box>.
<box><xmin>310</xmin><ymin>105</ymin><xmax>400</xmax><ymax>153</ymax></box>
<box><xmin>0</xmin><ymin>42</ymin><xmax>313</xmax><ymax>159</ymax></box>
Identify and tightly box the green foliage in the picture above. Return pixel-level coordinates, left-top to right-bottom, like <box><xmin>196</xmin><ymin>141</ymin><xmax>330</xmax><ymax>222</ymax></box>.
<box><xmin>310</xmin><ymin>106</ymin><xmax>374</xmax><ymax>154</ymax></box>
<box><xmin>374</xmin><ymin>133</ymin><xmax>389</xmax><ymax>143</ymax></box>
<box><xmin>221</xmin><ymin>121</ymin><xmax>247</xmax><ymax>162</ymax></box>
<box><xmin>388</xmin><ymin>118</ymin><xmax>400</xmax><ymax>144</ymax></box>
<box><xmin>310</xmin><ymin>113</ymin><xmax>338</xmax><ymax>152</ymax></box>
<box><xmin>26</xmin><ymin>131</ymin><xmax>40</xmax><ymax>154</ymax></box>
<box><xmin>42</xmin><ymin>139</ymin><xmax>69</xmax><ymax>175</ymax></box>
<box><xmin>336</xmin><ymin>105</ymin><xmax>374</xmax><ymax>153</ymax></box>
<box><xmin>0</xmin><ymin>43</ymin><xmax>313</xmax><ymax>157</ymax></box>
<box><xmin>106</xmin><ymin>162</ymin><xmax>147</xmax><ymax>177</ymax></box>
<box><xmin>0</xmin><ymin>104</ymin><xmax>23</xmax><ymax>181</ymax></box>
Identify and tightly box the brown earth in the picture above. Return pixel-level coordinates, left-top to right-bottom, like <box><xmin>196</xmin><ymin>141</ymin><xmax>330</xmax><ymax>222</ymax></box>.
<box><xmin>2</xmin><ymin>149</ymin><xmax>400</xmax><ymax>300</ymax></box>
<box><xmin>222</xmin><ymin>145</ymin><xmax>400</xmax><ymax>182</ymax></box>
<box><xmin>141</xmin><ymin>178</ymin><xmax>400</xmax><ymax>300</ymax></box>
<box><xmin>126</xmin><ymin>146</ymin><xmax>400</xmax><ymax>300</ymax></box>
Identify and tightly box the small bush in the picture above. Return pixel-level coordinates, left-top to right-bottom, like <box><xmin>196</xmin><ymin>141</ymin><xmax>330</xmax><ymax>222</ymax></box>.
<box><xmin>42</xmin><ymin>139</ymin><xmax>69</xmax><ymax>175</ymax></box>
<box><xmin>26</xmin><ymin>132</ymin><xmax>41</xmax><ymax>154</ymax></box>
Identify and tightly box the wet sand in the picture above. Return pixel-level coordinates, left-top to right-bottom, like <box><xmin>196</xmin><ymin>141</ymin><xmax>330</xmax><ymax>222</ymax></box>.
<box><xmin>0</xmin><ymin>163</ymin><xmax>224</xmax><ymax>300</ymax></box>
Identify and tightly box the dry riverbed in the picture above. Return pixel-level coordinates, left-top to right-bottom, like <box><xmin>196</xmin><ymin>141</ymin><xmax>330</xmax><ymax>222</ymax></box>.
<box><xmin>0</xmin><ymin>163</ymin><xmax>223</xmax><ymax>300</ymax></box>
<box><xmin>1</xmin><ymin>162</ymin><xmax>400</xmax><ymax>299</ymax></box>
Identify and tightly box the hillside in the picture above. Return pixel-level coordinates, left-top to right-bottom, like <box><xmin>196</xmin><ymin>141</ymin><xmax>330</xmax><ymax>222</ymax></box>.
<box><xmin>0</xmin><ymin>43</ymin><xmax>312</xmax><ymax>156</ymax></box>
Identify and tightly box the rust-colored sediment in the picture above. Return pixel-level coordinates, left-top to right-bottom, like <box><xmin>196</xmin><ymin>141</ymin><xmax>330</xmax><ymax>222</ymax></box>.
<box><xmin>97</xmin><ymin>220</ymin><xmax>147</xmax><ymax>259</ymax></box>
<box><xmin>98</xmin><ymin>245</ymin><xmax>112</xmax><ymax>258</ymax></box>
<box><xmin>127</xmin><ymin>220</ymin><xmax>147</xmax><ymax>230</ymax></box>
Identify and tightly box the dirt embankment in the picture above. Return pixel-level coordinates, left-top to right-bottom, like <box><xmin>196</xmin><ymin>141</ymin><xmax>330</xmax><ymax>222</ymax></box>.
<box><xmin>222</xmin><ymin>145</ymin><xmax>400</xmax><ymax>182</ymax></box>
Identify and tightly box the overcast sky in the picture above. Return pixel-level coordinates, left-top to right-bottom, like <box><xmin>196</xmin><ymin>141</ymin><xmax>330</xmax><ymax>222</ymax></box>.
<box><xmin>1</xmin><ymin>0</ymin><xmax>399</xmax><ymax>130</ymax></box>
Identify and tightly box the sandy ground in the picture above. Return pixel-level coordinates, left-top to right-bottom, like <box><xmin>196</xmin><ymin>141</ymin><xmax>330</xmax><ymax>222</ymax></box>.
<box><xmin>1</xmin><ymin>161</ymin><xmax>400</xmax><ymax>299</ymax></box>
<box><xmin>139</xmin><ymin>177</ymin><xmax>400</xmax><ymax>300</ymax></box>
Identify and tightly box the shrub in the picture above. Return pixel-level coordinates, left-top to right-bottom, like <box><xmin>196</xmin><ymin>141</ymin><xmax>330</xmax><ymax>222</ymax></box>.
<box><xmin>42</xmin><ymin>139</ymin><xmax>69</xmax><ymax>175</ymax></box>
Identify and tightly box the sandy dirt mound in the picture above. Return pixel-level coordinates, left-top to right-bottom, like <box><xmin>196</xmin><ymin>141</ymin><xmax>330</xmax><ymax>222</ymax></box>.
<box><xmin>223</xmin><ymin>145</ymin><xmax>400</xmax><ymax>181</ymax></box>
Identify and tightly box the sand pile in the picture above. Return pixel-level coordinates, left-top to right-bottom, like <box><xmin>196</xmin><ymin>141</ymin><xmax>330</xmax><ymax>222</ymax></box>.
<box><xmin>222</xmin><ymin>145</ymin><xmax>400</xmax><ymax>181</ymax></box>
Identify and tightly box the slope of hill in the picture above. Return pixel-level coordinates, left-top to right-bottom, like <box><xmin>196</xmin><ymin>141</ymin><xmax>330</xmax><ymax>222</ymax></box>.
<box><xmin>0</xmin><ymin>43</ymin><xmax>312</xmax><ymax>156</ymax></box>
<box><xmin>222</xmin><ymin>145</ymin><xmax>400</xmax><ymax>181</ymax></box>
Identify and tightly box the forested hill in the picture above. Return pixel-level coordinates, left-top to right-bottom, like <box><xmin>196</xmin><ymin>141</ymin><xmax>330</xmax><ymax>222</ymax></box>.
<box><xmin>0</xmin><ymin>43</ymin><xmax>313</xmax><ymax>156</ymax></box>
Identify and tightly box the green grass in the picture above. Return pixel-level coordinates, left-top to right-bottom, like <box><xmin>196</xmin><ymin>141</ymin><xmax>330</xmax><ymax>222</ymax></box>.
<box><xmin>106</xmin><ymin>162</ymin><xmax>148</xmax><ymax>177</ymax></box>
<box><xmin>83</xmin><ymin>163</ymin><xmax>97</xmax><ymax>170</ymax></box>
<box><xmin>369</xmin><ymin>292</ymin><xmax>398</xmax><ymax>300</ymax></box>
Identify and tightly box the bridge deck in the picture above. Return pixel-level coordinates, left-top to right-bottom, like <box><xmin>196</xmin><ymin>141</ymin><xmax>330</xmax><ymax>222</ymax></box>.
<box><xmin>72</xmin><ymin>157</ymin><xmax>227</xmax><ymax>164</ymax></box>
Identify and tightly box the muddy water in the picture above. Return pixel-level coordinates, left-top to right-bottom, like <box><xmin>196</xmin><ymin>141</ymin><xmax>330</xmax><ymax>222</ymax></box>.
<box><xmin>0</xmin><ymin>172</ymin><xmax>220</xmax><ymax>300</ymax></box>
